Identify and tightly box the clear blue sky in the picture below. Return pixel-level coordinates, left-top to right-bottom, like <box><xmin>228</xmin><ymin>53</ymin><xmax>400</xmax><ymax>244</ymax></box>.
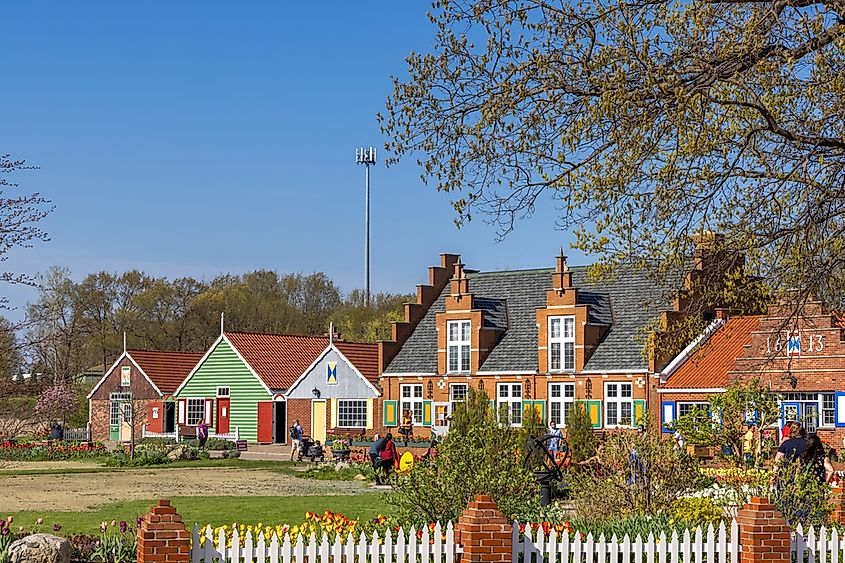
<box><xmin>3</xmin><ymin>2</ymin><xmax>580</xmax><ymax>317</ymax></box>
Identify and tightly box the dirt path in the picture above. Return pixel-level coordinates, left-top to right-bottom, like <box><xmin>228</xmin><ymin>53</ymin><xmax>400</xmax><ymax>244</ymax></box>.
<box><xmin>0</xmin><ymin>467</ymin><xmax>371</xmax><ymax>512</ymax></box>
<box><xmin>1</xmin><ymin>461</ymin><xmax>103</xmax><ymax>471</ymax></box>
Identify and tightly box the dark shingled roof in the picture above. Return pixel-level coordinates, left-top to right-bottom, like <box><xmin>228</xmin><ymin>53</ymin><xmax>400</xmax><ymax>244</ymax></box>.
<box><xmin>384</xmin><ymin>266</ymin><xmax>674</xmax><ymax>374</ymax></box>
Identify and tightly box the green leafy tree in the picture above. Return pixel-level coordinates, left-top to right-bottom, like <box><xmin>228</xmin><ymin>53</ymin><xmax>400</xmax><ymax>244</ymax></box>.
<box><xmin>388</xmin><ymin>388</ymin><xmax>539</xmax><ymax>524</ymax></box>
<box><xmin>670</xmin><ymin>379</ymin><xmax>779</xmax><ymax>467</ymax></box>
<box><xmin>381</xmin><ymin>0</ymin><xmax>845</xmax><ymax>328</ymax></box>
<box><xmin>566</xmin><ymin>403</ymin><xmax>597</xmax><ymax>463</ymax></box>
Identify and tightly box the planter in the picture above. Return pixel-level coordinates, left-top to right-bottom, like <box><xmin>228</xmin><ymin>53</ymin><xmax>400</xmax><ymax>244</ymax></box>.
<box><xmin>332</xmin><ymin>448</ymin><xmax>351</xmax><ymax>461</ymax></box>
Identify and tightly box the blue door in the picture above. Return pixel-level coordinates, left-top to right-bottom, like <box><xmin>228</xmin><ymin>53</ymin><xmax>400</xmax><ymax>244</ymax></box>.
<box><xmin>781</xmin><ymin>401</ymin><xmax>800</xmax><ymax>437</ymax></box>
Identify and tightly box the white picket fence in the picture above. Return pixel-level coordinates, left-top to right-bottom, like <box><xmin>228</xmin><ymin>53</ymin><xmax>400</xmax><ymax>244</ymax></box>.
<box><xmin>793</xmin><ymin>524</ymin><xmax>845</xmax><ymax>563</ymax></box>
<box><xmin>189</xmin><ymin>522</ymin><xmax>459</xmax><ymax>563</ymax></box>
<box><xmin>514</xmin><ymin>520</ymin><xmax>740</xmax><ymax>563</ymax></box>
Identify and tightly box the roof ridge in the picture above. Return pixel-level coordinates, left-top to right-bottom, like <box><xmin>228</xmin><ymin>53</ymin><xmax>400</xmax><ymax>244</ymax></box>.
<box><xmin>127</xmin><ymin>349</ymin><xmax>203</xmax><ymax>355</ymax></box>
<box><xmin>224</xmin><ymin>331</ymin><xmax>328</xmax><ymax>339</ymax></box>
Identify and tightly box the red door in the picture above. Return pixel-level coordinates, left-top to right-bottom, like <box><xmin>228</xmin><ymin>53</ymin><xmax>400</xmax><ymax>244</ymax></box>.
<box><xmin>216</xmin><ymin>398</ymin><xmax>230</xmax><ymax>434</ymax></box>
<box><xmin>257</xmin><ymin>401</ymin><xmax>274</xmax><ymax>443</ymax></box>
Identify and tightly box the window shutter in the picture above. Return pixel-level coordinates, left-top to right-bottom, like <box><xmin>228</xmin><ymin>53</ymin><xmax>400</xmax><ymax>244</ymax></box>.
<box><xmin>522</xmin><ymin>400</ymin><xmax>533</xmax><ymax>422</ymax></box>
<box><xmin>204</xmin><ymin>399</ymin><xmax>213</xmax><ymax>425</ymax></box>
<box><xmin>532</xmin><ymin>400</ymin><xmax>546</xmax><ymax>422</ymax></box>
<box><xmin>661</xmin><ymin>401</ymin><xmax>675</xmax><ymax>433</ymax></box>
<box><xmin>587</xmin><ymin>400</ymin><xmax>602</xmax><ymax>429</ymax></box>
<box><xmin>330</xmin><ymin>399</ymin><xmax>338</xmax><ymax>429</ymax></box>
<box><xmin>178</xmin><ymin>399</ymin><xmax>186</xmax><ymax>424</ymax></box>
<box><xmin>836</xmin><ymin>392</ymin><xmax>845</xmax><ymax>427</ymax></box>
<box><xmin>423</xmin><ymin>400</ymin><xmax>433</xmax><ymax>427</ymax></box>
<box><xmin>382</xmin><ymin>400</ymin><xmax>398</xmax><ymax>427</ymax></box>
<box><xmin>366</xmin><ymin>398</ymin><xmax>374</xmax><ymax>430</ymax></box>
<box><xmin>633</xmin><ymin>399</ymin><xmax>646</xmax><ymax>427</ymax></box>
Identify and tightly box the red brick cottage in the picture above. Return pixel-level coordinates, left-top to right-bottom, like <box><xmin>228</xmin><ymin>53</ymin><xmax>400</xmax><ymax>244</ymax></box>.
<box><xmin>659</xmin><ymin>299</ymin><xmax>845</xmax><ymax>446</ymax></box>
<box><xmin>87</xmin><ymin>349</ymin><xmax>203</xmax><ymax>443</ymax></box>
<box><xmin>375</xmin><ymin>251</ymin><xmax>727</xmax><ymax>435</ymax></box>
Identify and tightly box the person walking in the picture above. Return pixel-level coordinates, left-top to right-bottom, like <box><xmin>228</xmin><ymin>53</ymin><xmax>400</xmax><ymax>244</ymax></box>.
<box><xmin>398</xmin><ymin>411</ymin><xmax>413</xmax><ymax>446</ymax></box>
<box><xmin>196</xmin><ymin>421</ymin><xmax>209</xmax><ymax>448</ymax></box>
<box><xmin>776</xmin><ymin>422</ymin><xmax>808</xmax><ymax>462</ymax></box>
<box><xmin>289</xmin><ymin>419</ymin><xmax>303</xmax><ymax>460</ymax></box>
<box><xmin>379</xmin><ymin>433</ymin><xmax>399</xmax><ymax>481</ymax></box>
<box><xmin>369</xmin><ymin>434</ymin><xmax>385</xmax><ymax>484</ymax></box>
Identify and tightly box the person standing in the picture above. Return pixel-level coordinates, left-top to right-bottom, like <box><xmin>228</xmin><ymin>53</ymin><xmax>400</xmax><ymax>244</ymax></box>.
<box><xmin>196</xmin><ymin>421</ymin><xmax>209</xmax><ymax>448</ymax></box>
<box><xmin>776</xmin><ymin>422</ymin><xmax>808</xmax><ymax>462</ymax></box>
<box><xmin>379</xmin><ymin>433</ymin><xmax>399</xmax><ymax>480</ymax></box>
<box><xmin>398</xmin><ymin>411</ymin><xmax>413</xmax><ymax>446</ymax></box>
<box><xmin>547</xmin><ymin>422</ymin><xmax>562</xmax><ymax>457</ymax></box>
<box><xmin>369</xmin><ymin>434</ymin><xmax>385</xmax><ymax>484</ymax></box>
<box><xmin>801</xmin><ymin>435</ymin><xmax>835</xmax><ymax>483</ymax></box>
<box><xmin>289</xmin><ymin>419</ymin><xmax>303</xmax><ymax>460</ymax></box>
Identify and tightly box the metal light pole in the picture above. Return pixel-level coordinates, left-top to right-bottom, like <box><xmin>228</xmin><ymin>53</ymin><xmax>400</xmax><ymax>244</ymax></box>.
<box><xmin>355</xmin><ymin>146</ymin><xmax>376</xmax><ymax>306</ymax></box>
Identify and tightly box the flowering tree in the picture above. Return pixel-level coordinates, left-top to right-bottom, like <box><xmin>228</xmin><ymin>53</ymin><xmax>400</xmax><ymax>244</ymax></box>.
<box><xmin>33</xmin><ymin>383</ymin><xmax>78</xmax><ymax>425</ymax></box>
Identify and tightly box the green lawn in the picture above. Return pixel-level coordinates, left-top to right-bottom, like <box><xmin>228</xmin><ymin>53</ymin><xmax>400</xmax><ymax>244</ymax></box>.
<box><xmin>0</xmin><ymin>458</ymin><xmax>302</xmax><ymax>476</ymax></box>
<box><xmin>9</xmin><ymin>494</ymin><xmax>388</xmax><ymax>536</ymax></box>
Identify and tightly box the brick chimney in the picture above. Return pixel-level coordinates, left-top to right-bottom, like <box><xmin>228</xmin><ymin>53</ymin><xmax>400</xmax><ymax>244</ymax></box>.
<box><xmin>552</xmin><ymin>248</ymin><xmax>573</xmax><ymax>292</ymax></box>
<box><xmin>450</xmin><ymin>259</ymin><xmax>470</xmax><ymax>300</ymax></box>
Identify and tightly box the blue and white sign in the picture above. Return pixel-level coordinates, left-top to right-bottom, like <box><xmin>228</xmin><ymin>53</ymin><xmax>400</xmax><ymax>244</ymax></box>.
<box><xmin>326</xmin><ymin>361</ymin><xmax>338</xmax><ymax>385</ymax></box>
<box><xmin>786</xmin><ymin>332</ymin><xmax>801</xmax><ymax>357</ymax></box>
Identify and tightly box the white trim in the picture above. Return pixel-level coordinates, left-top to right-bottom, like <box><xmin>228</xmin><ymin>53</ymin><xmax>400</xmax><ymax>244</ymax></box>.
<box><xmin>285</xmin><ymin>344</ymin><xmax>381</xmax><ymax>397</ymax></box>
<box><xmin>657</xmin><ymin>387</ymin><xmax>726</xmax><ymax>394</ymax></box>
<box><xmin>173</xmin><ymin>334</ymin><xmax>273</xmax><ymax>398</ymax></box>
<box><xmin>86</xmin><ymin>351</ymin><xmax>164</xmax><ymax>399</ymax></box>
<box><xmin>476</xmin><ymin>370</ymin><xmax>538</xmax><ymax>375</ymax></box>
<box><xmin>659</xmin><ymin>318</ymin><xmax>725</xmax><ymax>381</ymax></box>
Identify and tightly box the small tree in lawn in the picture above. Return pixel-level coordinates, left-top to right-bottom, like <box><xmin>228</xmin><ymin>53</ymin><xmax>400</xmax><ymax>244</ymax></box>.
<box><xmin>670</xmin><ymin>379</ymin><xmax>778</xmax><ymax>467</ymax></box>
<box><xmin>566</xmin><ymin>403</ymin><xmax>597</xmax><ymax>463</ymax></box>
<box><xmin>33</xmin><ymin>383</ymin><xmax>78</xmax><ymax>428</ymax></box>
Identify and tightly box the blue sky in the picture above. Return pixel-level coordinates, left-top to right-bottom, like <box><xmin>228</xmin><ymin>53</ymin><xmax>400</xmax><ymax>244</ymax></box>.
<box><xmin>3</xmin><ymin>2</ymin><xmax>580</xmax><ymax>318</ymax></box>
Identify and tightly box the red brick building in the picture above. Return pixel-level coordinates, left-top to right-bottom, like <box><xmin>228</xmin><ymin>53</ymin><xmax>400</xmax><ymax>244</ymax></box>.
<box><xmin>87</xmin><ymin>349</ymin><xmax>203</xmax><ymax>443</ymax></box>
<box><xmin>376</xmin><ymin>251</ymin><xmax>718</xmax><ymax>434</ymax></box>
<box><xmin>659</xmin><ymin>299</ymin><xmax>845</xmax><ymax>446</ymax></box>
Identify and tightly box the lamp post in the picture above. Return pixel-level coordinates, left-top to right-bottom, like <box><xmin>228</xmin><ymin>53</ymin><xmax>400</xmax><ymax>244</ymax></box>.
<box><xmin>355</xmin><ymin>147</ymin><xmax>376</xmax><ymax>306</ymax></box>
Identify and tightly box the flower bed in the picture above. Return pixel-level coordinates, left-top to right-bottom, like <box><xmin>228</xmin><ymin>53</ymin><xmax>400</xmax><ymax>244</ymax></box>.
<box><xmin>0</xmin><ymin>440</ymin><xmax>106</xmax><ymax>461</ymax></box>
<box><xmin>0</xmin><ymin>516</ymin><xmax>138</xmax><ymax>563</ymax></box>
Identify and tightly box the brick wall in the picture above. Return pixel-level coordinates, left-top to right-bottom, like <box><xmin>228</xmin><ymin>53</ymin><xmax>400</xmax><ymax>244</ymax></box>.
<box><xmin>455</xmin><ymin>495</ymin><xmax>512</xmax><ymax>563</ymax></box>
<box><xmin>137</xmin><ymin>499</ymin><xmax>190</xmax><ymax>563</ymax></box>
<box><xmin>736</xmin><ymin>497</ymin><xmax>790</xmax><ymax>563</ymax></box>
<box><xmin>90</xmin><ymin>397</ymin><xmax>152</xmax><ymax>443</ymax></box>
<box><xmin>287</xmin><ymin>399</ymin><xmax>311</xmax><ymax>439</ymax></box>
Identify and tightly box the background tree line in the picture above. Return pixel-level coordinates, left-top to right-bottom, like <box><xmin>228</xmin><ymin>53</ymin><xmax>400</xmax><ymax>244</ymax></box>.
<box><xmin>1</xmin><ymin>266</ymin><xmax>410</xmax><ymax>382</ymax></box>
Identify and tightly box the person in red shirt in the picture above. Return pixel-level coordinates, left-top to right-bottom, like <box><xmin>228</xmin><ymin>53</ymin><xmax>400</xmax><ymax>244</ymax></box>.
<box><xmin>781</xmin><ymin>421</ymin><xmax>792</xmax><ymax>444</ymax></box>
<box><xmin>379</xmin><ymin>433</ymin><xmax>399</xmax><ymax>480</ymax></box>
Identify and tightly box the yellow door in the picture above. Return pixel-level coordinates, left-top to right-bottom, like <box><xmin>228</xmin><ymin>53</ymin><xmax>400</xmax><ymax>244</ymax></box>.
<box><xmin>311</xmin><ymin>400</ymin><xmax>327</xmax><ymax>442</ymax></box>
<box><xmin>119</xmin><ymin>403</ymin><xmax>132</xmax><ymax>442</ymax></box>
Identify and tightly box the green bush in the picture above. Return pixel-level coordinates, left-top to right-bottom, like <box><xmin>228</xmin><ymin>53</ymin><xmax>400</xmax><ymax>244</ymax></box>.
<box><xmin>301</xmin><ymin>462</ymin><xmax>374</xmax><ymax>481</ymax></box>
<box><xmin>772</xmin><ymin>458</ymin><xmax>834</xmax><ymax>528</ymax></box>
<box><xmin>204</xmin><ymin>437</ymin><xmax>236</xmax><ymax>450</ymax></box>
<box><xmin>566</xmin><ymin>403</ymin><xmax>596</xmax><ymax>462</ymax></box>
<box><xmin>388</xmin><ymin>387</ymin><xmax>538</xmax><ymax>525</ymax></box>
<box><xmin>670</xmin><ymin>497</ymin><xmax>724</xmax><ymax>528</ymax></box>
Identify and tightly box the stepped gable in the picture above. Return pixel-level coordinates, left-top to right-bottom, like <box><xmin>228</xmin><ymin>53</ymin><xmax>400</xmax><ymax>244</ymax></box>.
<box><xmin>384</xmin><ymin>265</ymin><xmax>675</xmax><ymax>374</ymax></box>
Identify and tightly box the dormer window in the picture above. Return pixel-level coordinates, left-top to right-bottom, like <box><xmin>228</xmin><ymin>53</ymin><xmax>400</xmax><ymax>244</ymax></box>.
<box><xmin>447</xmin><ymin>320</ymin><xmax>471</xmax><ymax>373</ymax></box>
<box><xmin>549</xmin><ymin>316</ymin><xmax>575</xmax><ymax>372</ymax></box>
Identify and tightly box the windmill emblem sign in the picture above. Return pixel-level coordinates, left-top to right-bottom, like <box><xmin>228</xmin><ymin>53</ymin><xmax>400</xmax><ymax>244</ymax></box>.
<box><xmin>786</xmin><ymin>331</ymin><xmax>801</xmax><ymax>357</ymax></box>
<box><xmin>327</xmin><ymin>361</ymin><xmax>338</xmax><ymax>385</ymax></box>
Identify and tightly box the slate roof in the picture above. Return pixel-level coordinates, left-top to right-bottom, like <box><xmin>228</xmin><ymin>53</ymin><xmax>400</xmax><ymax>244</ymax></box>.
<box><xmin>384</xmin><ymin>266</ymin><xmax>676</xmax><ymax>374</ymax></box>
<box><xmin>224</xmin><ymin>332</ymin><xmax>379</xmax><ymax>391</ymax></box>
<box><xmin>126</xmin><ymin>350</ymin><xmax>204</xmax><ymax>394</ymax></box>
<box><xmin>662</xmin><ymin>316</ymin><xmax>761</xmax><ymax>389</ymax></box>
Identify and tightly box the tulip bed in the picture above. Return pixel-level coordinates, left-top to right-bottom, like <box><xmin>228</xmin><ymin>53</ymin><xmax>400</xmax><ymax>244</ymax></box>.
<box><xmin>0</xmin><ymin>440</ymin><xmax>106</xmax><ymax>461</ymax></box>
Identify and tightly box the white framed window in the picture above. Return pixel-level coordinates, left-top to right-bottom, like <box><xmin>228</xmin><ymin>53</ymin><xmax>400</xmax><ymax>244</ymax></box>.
<box><xmin>401</xmin><ymin>384</ymin><xmax>424</xmax><ymax>426</ymax></box>
<box><xmin>449</xmin><ymin>383</ymin><xmax>468</xmax><ymax>414</ymax></box>
<box><xmin>822</xmin><ymin>393</ymin><xmax>835</xmax><ymax>427</ymax></box>
<box><xmin>549</xmin><ymin>316</ymin><xmax>575</xmax><ymax>372</ymax></box>
<box><xmin>186</xmin><ymin>398</ymin><xmax>205</xmax><ymax>426</ymax></box>
<box><xmin>677</xmin><ymin>402</ymin><xmax>710</xmax><ymax>419</ymax></box>
<box><xmin>605</xmin><ymin>382</ymin><xmax>633</xmax><ymax>428</ymax></box>
<box><xmin>216</xmin><ymin>387</ymin><xmax>230</xmax><ymax>398</ymax></box>
<box><xmin>120</xmin><ymin>366</ymin><xmax>131</xmax><ymax>387</ymax></box>
<box><xmin>782</xmin><ymin>392</ymin><xmax>837</xmax><ymax>428</ymax></box>
<box><xmin>109</xmin><ymin>401</ymin><xmax>121</xmax><ymax>426</ymax></box>
<box><xmin>497</xmin><ymin>382</ymin><xmax>523</xmax><ymax>426</ymax></box>
<box><xmin>122</xmin><ymin>402</ymin><xmax>132</xmax><ymax>423</ymax></box>
<box><xmin>447</xmin><ymin>320</ymin><xmax>471</xmax><ymax>373</ymax></box>
<box><xmin>549</xmin><ymin>382</ymin><xmax>575</xmax><ymax>426</ymax></box>
<box><xmin>337</xmin><ymin>399</ymin><xmax>368</xmax><ymax>428</ymax></box>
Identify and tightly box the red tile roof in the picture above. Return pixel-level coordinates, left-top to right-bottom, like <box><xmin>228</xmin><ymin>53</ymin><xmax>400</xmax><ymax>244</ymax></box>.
<box><xmin>223</xmin><ymin>332</ymin><xmax>379</xmax><ymax>391</ymax></box>
<box><xmin>126</xmin><ymin>349</ymin><xmax>204</xmax><ymax>394</ymax></box>
<box><xmin>662</xmin><ymin>316</ymin><xmax>761</xmax><ymax>389</ymax></box>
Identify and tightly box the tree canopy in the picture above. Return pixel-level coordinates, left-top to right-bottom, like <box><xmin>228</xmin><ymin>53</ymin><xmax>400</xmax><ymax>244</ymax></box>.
<box><xmin>382</xmin><ymin>0</ymin><xmax>845</xmax><ymax>312</ymax></box>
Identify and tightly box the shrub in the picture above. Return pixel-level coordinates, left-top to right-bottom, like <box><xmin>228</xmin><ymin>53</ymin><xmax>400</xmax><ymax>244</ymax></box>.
<box><xmin>772</xmin><ymin>458</ymin><xmax>834</xmax><ymax>528</ymax></box>
<box><xmin>204</xmin><ymin>437</ymin><xmax>235</xmax><ymax>451</ymax></box>
<box><xmin>566</xmin><ymin>403</ymin><xmax>596</xmax><ymax>462</ymax></box>
<box><xmin>670</xmin><ymin>497</ymin><xmax>724</xmax><ymax>528</ymax></box>
<box><xmin>567</xmin><ymin>430</ymin><xmax>705</xmax><ymax>520</ymax></box>
<box><xmin>388</xmin><ymin>387</ymin><xmax>538</xmax><ymax>525</ymax></box>
<box><xmin>301</xmin><ymin>462</ymin><xmax>374</xmax><ymax>481</ymax></box>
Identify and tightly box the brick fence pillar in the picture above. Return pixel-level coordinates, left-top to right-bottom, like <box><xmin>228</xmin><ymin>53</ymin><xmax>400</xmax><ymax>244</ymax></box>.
<box><xmin>455</xmin><ymin>495</ymin><xmax>512</xmax><ymax>563</ymax></box>
<box><xmin>831</xmin><ymin>486</ymin><xmax>845</xmax><ymax>526</ymax></box>
<box><xmin>736</xmin><ymin>497</ymin><xmax>790</xmax><ymax>563</ymax></box>
<box><xmin>137</xmin><ymin>499</ymin><xmax>190</xmax><ymax>563</ymax></box>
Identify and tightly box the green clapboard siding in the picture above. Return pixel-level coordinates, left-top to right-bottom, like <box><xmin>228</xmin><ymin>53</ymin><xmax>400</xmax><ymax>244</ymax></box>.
<box><xmin>176</xmin><ymin>339</ymin><xmax>271</xmax><ymax>442</ymax></box>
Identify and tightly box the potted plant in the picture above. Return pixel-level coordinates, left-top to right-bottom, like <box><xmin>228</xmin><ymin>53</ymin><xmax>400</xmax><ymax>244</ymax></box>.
<box><xmin>331</xmin><ymin>438</ymin><xmax>351</xmax><ymax>461</ymax></box>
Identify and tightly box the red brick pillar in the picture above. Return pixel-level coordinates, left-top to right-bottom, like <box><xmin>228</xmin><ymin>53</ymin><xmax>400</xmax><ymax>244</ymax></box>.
<box><xmin>455</xmin><ymin>495</ymin><xmax>512</xmax><ymax>563</ymax></box>
<box><xmin>831</xmin><ymin>486</ymin><xmax>845</xmax><ymax>526</ymax></box>
<box><xmin>736</xmin><ymin>497</ymin><xmax>790</xmax><ymax>563</ymax></box>
<box><xmin>137</xmin><ymin>499</ymin><xmax>190</xmax><ymax>563</ymax></box>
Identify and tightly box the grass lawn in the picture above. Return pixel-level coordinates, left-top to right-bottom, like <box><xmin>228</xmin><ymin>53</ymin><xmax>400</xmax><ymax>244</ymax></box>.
<box><xmin>8</xmin><ymin>494</ymin><xmax>389</xmax><ymax>536</ymax></box>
